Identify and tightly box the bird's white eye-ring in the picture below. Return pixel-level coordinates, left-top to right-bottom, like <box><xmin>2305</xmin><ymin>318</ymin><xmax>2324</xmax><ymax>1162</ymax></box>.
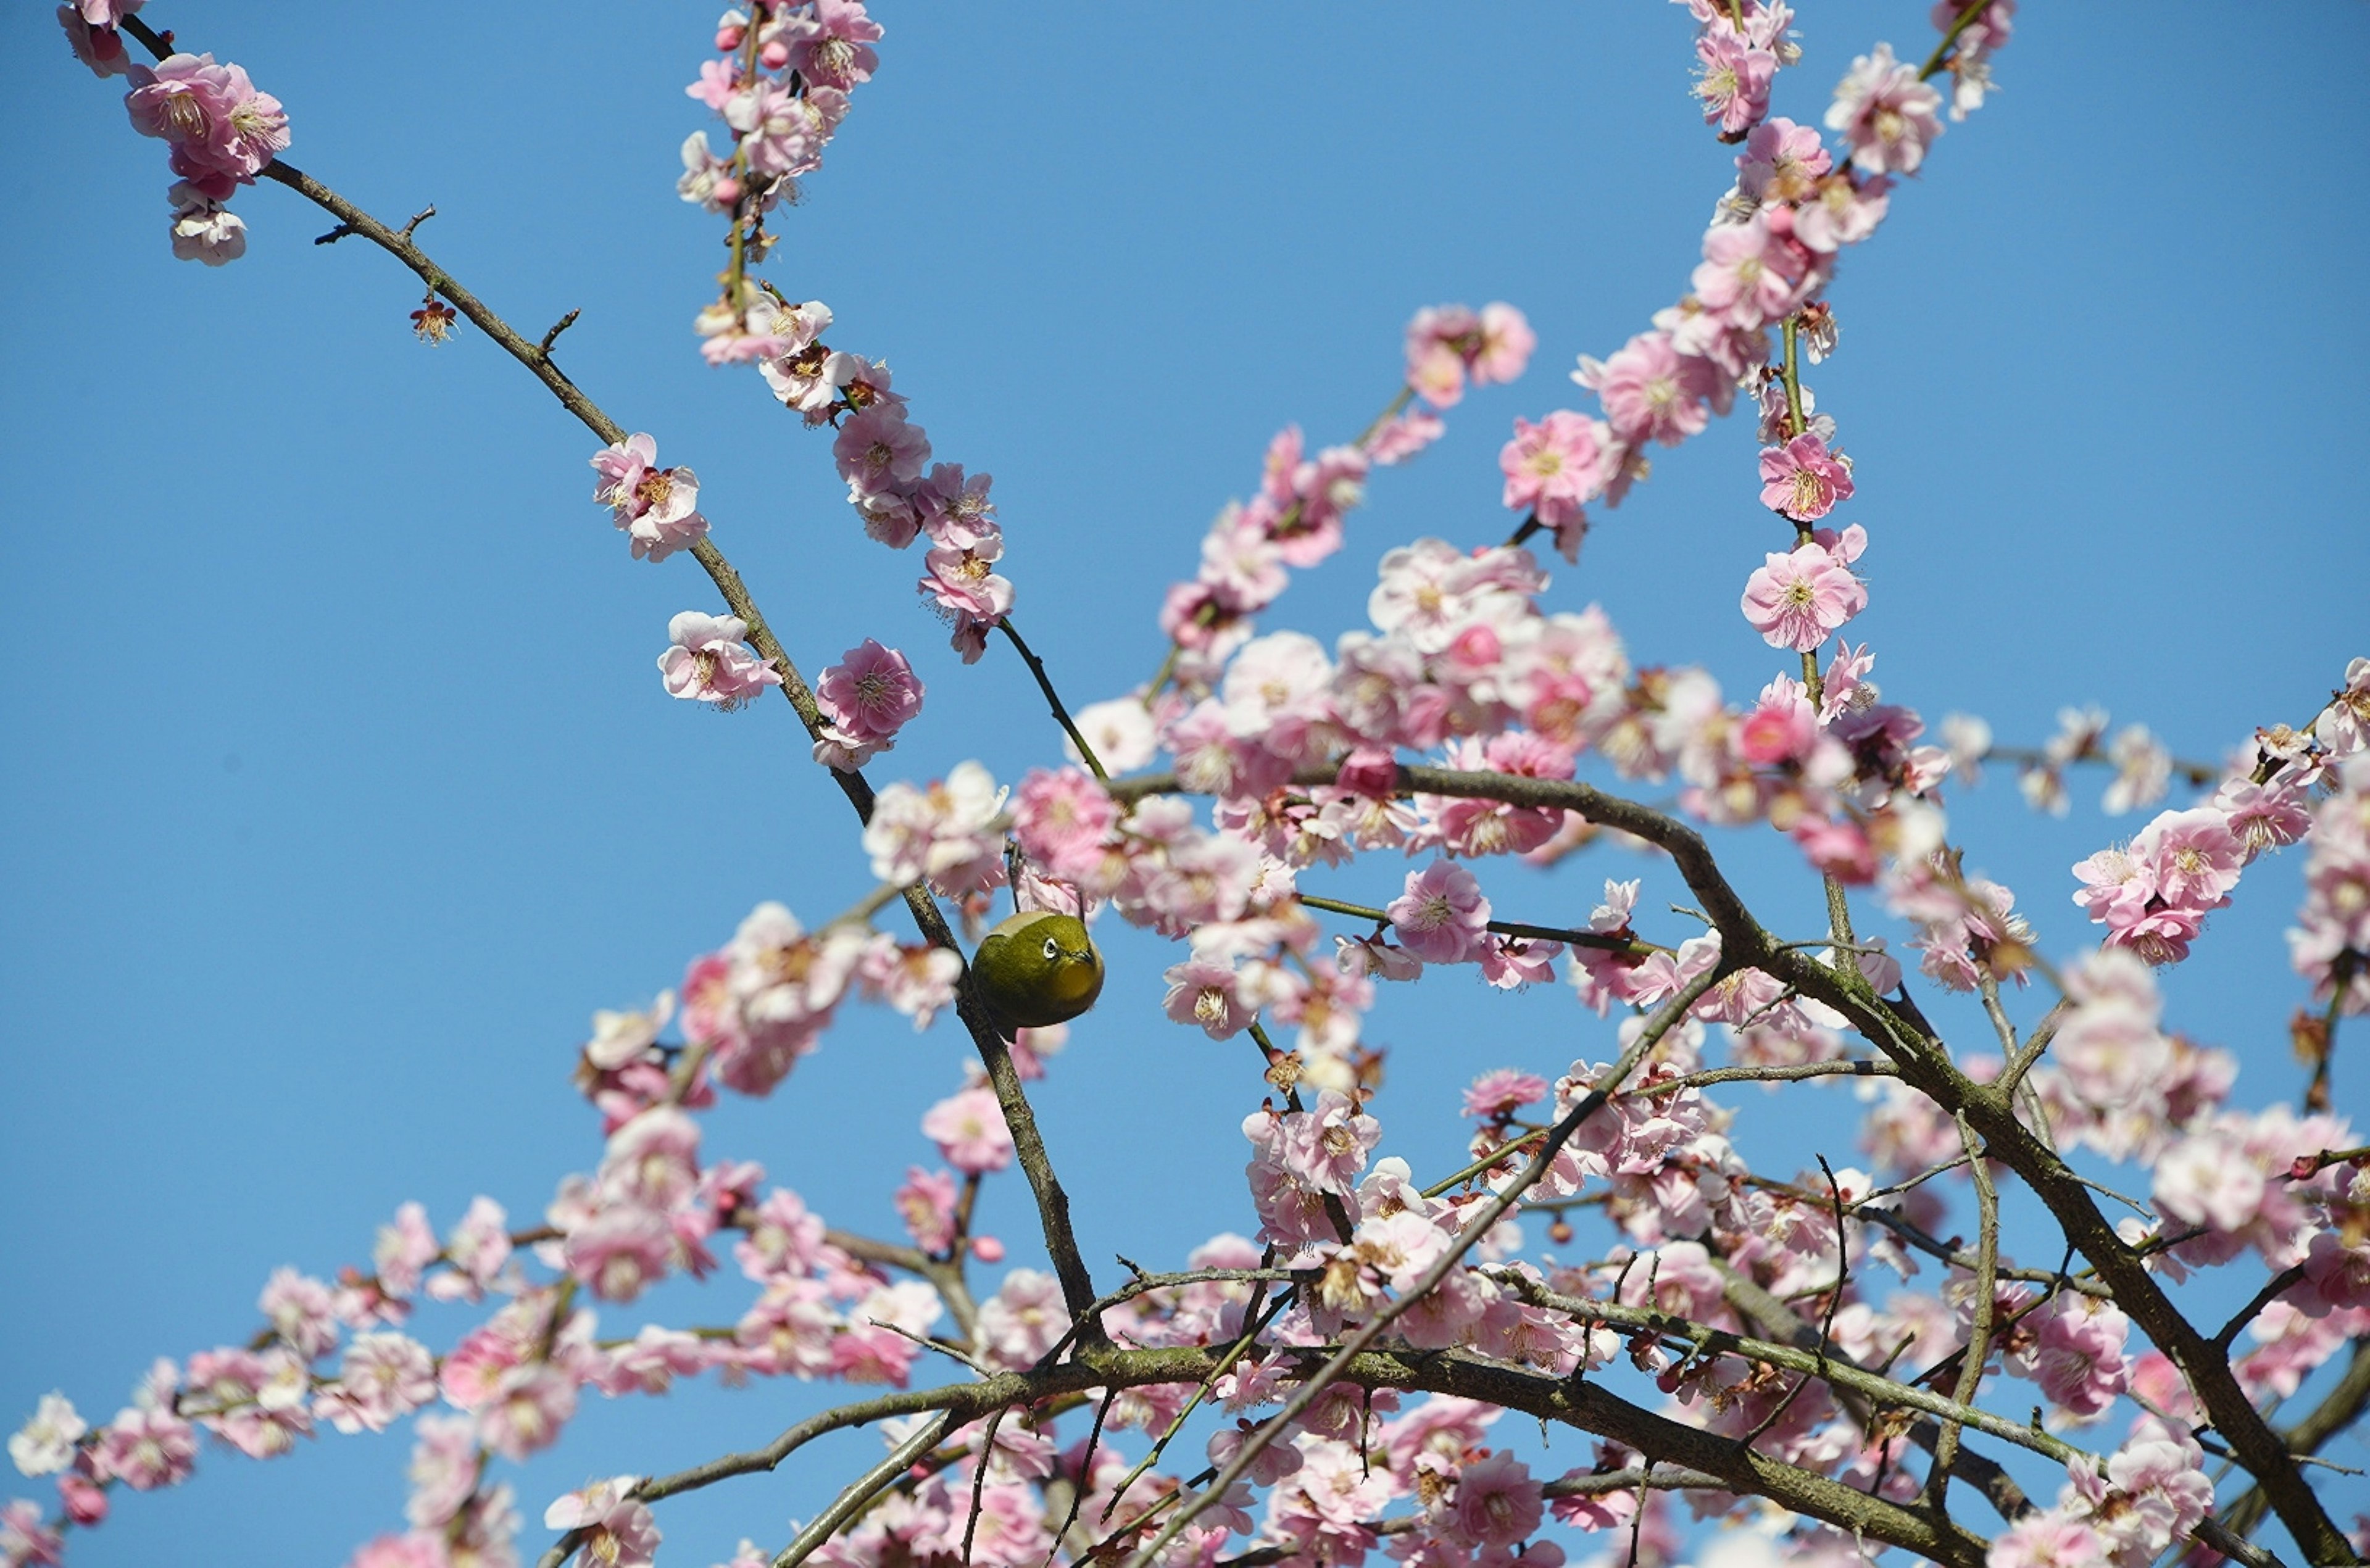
<box><xmin>1042</xmin><ymin>936</ymin><xmax>1060</xmax><ymax>961</ymax></box>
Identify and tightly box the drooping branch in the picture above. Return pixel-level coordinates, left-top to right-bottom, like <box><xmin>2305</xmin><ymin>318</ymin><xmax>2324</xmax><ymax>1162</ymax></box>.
<box><xmin>112</xmin><ymin>9</ymin><xmax>1105</xmax><ymax>1336</ymax></box>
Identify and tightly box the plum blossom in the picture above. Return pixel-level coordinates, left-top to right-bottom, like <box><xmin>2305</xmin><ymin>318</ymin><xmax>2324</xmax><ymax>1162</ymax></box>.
<box><xmin>545</xmin><ymin>1475</ymin><xmax>659</xmax><ymax>1568</ymax></box>
<box><xmin>589</xmin><ymin>433</ymin><xmax>710</xmax><ymax>562</ymax></box>
<box><xmin>1825</xmin><ymin>43</ymin><xmax>1944</xmax><ymax>176</ymax></box>
<box><xmin>7</xmin><ymin>1396</ymin><xmax>83</xmax><ymax>1479</ymax></box>
<box><xmin>659</xmin><ymin>612</ymin><xmax>781</xmax><ymax>708</ymax></box>
<box><xmin>813</xmin><ymin>638</ymin><xmax>924</xmax><ymax>770</ymax></box>
<box><xmin>1757</xmin><ymin>431</ymin><xmax>1853</xmax><ymax>521</ymax></box>
<box><xmin>922</xmin><ymin>1085</ymin><xmax>1015</xmax><ymax>1174</ymax></box>
<box><xmin>1387</xmin><ymin>861</ymin><xmax>1492</xmax><ymax>964</ymax></box>
<box><xmin>862</xmin><ymin>761</ymin><xmax>1007</xmax><ymax>895</ymax></box>
<box><xmin>125</xmin><ymin>52</ymin><xmax>289</xmax><ymax>187</ymax></box>
<box><xmin>1740</xmin><ymin>531</ymin><xmax>1867</xmax><ymax>651</ymax></box>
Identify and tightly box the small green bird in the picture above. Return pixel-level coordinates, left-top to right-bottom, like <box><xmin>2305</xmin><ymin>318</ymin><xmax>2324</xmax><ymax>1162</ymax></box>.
<box><xmin>971</xmin><ymin>910</ymin><xmax>1104</xmax><ymax>1034</ymax></box>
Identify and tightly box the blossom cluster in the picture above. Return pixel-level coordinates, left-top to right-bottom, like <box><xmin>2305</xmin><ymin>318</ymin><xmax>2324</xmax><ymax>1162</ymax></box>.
<box><xmin>70</xmin><ymin>5</ymin><xmax>291</xmax><ymax>267</ymax></box>
<box><xmin>2069</xmin><ymin>663</ymin><xmax>2364</xmax><ymax>968</ymax></box>
<box><xmin>678</xmin><ymin>1</ymin><xmax>881</xmax><ymax>232</ymax></box>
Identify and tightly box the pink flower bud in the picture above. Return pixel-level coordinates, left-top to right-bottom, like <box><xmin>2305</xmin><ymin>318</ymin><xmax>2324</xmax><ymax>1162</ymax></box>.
<box><xmin>760</xmin><ymin>39</ymin><xmax>791</xmax><ymax>68</ymax></box>
<box><xmin>970</xmin><ymin>1235</ymin><xmax>1005</xmax><ymax>1263</ymax></box>
<box><xmin>710</xmin><ymin>176</ymin><xmax>741</xmax><ymax>207</ymax></box>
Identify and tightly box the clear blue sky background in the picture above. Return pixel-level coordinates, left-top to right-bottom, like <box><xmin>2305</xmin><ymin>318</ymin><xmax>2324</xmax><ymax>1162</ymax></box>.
<box><xmin>5</xmin><ymin>4</ymin><xmax>2366</xmax><ymax>1565</ymax></box>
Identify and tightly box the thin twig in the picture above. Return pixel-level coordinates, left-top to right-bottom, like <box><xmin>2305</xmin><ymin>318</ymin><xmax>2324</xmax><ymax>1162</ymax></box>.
<box><xmin>1926</xmin><ymin>1113</ymin><xmax>1998</xmax><ymax>1511</ymax></box>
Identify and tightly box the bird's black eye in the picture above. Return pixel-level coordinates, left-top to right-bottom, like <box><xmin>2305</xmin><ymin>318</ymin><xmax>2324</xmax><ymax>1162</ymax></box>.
<box><xmin>1042</xmin><ymin>936</ymin><xmax>1060</xmax><ymax>961</ymax></box>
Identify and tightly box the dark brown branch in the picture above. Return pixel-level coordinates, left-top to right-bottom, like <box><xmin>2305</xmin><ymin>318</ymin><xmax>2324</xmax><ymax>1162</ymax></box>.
<box><xmin>1107</xmin><ymin>760</ymin><xmax>2360</xmax><ymax>1563</ymax></box>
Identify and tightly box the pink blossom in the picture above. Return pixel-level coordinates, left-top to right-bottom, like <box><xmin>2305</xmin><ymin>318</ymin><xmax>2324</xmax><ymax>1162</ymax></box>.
<box><xmin>1740</xmin><ymin>539</ymin><xmax>1867</xmax><ymax>652</ymax></box>
<box><xmin>475</xmin><ymin>1363</ymin><xmax>577</xmax><ymax>1461</ymax></box>
<box><xmin>921</xmin><ymin>1085</ymin><xmax>1015</xmax><ymax>1174</ymax></box>
<box><xmin>251</xmin><ymin>1267</ymin><xmax>339</xmax><ymax>1362</ymax></box>
<box><xmin>1499</xmin><ymin>410</ymin><xmax>1607</xmax><ymax>528</ymax></box>
<box><xmin>126</xmin><ymin>52</ymin><xmax>289</xmax><ymax>184</ymax></box>
<box><xmin>658</xmin><ymin>612</ymin><xmax>781</xmax><ymax>707</ymax></box>
<box><xmin>1012</xmin><ymin>766</ymin><xmax>1118</xmax><ymax>880</ymax></box>
<box><xmin>91</xmin><ymin>1406</ymin><xmax>196</xmax><ymax>1490</ymax></box>
<box><xmin>816</xmin><ymin>638</ymin><xmax>923</xmax><ymax>742</ymax></box>
<box><xmin>894</xmin><ymin>1166</ymin><xmax>959</xmax><ymax>1253</ymax></box>
<box><xmin>373</xmin><ymin>1201</ymin><xmax>439</xmax><ymax>1299</ymax></box>
<box><xmin>834</xmin><ymin>405</ymin><xmax>931</xmax><ymax>495</ymax></box>
<box><xmin>2153</xmin><ymin>1131</ymin><xmax>2265</xmax><ymax>1234</ymax></box>
<box><xmin>976</xmin><ymin>1269</ymin><xmax>1066</xmax><ymax>1369</ymax></box>
<box><xmin>863</xmin><ymin>761</ymin><xmax>1007</xmax><ymax>894</ymax></box>
<box><xmin>1737</xmin><ymin>117</ymin><xmax>1831</xmax><ymax>204</ymax></box>
<box><xmin>59</xmin><ymin>7</ymin><xmax>135</xmax><ymax>78</ymax></box>
<box><xmin>588</xmin><ymin>434</ymin><xmax>709</xmax><ymax>562</ymax></box>
<box><xmin>317</xmin><ymin>1334</ymin><xmax>436</xmax><ymax>1434</ymax></box>
<box><xmin>2131</xmin><ymin>806</ymin><xmax>2243</xmax><ymax>908</ymax></box>
<box><xmin>0</xmin><ymin>1501</ymin><xmax>61</xmax><ymax>1568</ymax></box>
<box><xmin>1825</xmin><ymin>43</ymin><xmax>1944</xmax><ymax>176</ymax></box>
<box><xmin>1472</xmin><ymin>304</ymin><xmax>1536</xmax><ymax>386</ymax></box>
<box><xmin>2023</xmin><ymin>1296</ymin><xmax>2129</xmax><ymax>1420</ymax></box>
<box><xmin>1450</xmin><ymin>1450</ymin><xmax>1544</xmax><ymax>1548</ymax></box>
<box><xmin>1692</xmin><ymin>216</ymin><xmax>1803</xmax><ymax>328</ymax></box>
<box><xmin>1463</xmin><ymin>1070</ymin><xmax>1547</xmax><ymax>1121</ymax></box>
<box><xmin>1985</xmin><ymin>1512</ymin><xmax>2108</xmax><ymax>1568</ymax></box>
<box><xmin>783</xmin><ymin>0</ymin><xmax>882</xmax><ymax>89</ymax></box>
<box><xmin>1388</xmin><ymin>861</ymin><xmax>1493</xmax><ymax>964</ymax></box>
<box><xmin>56</xmin><ymin>1475</ymin><xmax>105</xmax><ymax>1527</ymax></box>
<box><xmin>1163</xmin><ymin>956</ymin><xmax>1262</xmax><ymax>1039</ymax></box>
<box><xmin>1795</xmin><ymin>171</ymin><xmax>1893</xmax><ymax>252</ymax></box>
<box><xmin>914</xmin><ymin>462</ymin><xmax>999</xmax><ymax>550</ymax></box>
<box><xmin>564</xmin><ymin>1205</ymin><xmax>675</xmax><ymax>1303</ymax></box>
<box><xmin>1366</xmin><ymin>408</ymin><xmax>1447</xmax><ymax>465</ymax></box>
<box><xmin>1695</xmin><ymin>30</ymin><xmax>1777</xmax><ymax>137</ymax></box>
<box><xmin>1579</xmin><ymin>331</ymin><xmax>1716</xmax><ymax>449</ymax></box>
<box><xmin>544</xmin><ymin>1475</ymin><xmax>659</xmax><ymax>1568</ymax></box>
<box><xmin>1758</xmin><ymin>432</ymin><xmax>1854</xmax><ymax>521</ymax></box>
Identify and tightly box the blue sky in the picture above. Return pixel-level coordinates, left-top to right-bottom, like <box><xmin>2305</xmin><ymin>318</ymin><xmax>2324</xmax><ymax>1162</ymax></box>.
<box><xmin>4</xmin><ymin>4</ymin><xmax>2366</xmax><ymax>1566</ymax></box>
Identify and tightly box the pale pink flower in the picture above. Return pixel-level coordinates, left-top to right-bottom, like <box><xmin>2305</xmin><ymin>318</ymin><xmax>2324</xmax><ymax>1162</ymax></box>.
<box><xmin>2153</xmin><ymin>1131</ymin><xmax>2264</xmax><ymax>1235</ymax></box>
<box><xmin>1737</xmin><ymin>117</ymin><xmax>1831</xmax><ymax>204</ymax></box>
<box><xmin>1985</xmin><ymin>1512</ymin><xmax>2107</xmax><ymax>1568</ymax></box>
<box><xmin>659</xmin><ymin>612</ymin><xmax>781</xmax><ymax>707</ymax></box>
<box><xmin>1794</xmin><ymin>171</ymin><xmax>1892</xmax><ymax>252</ymax></box>
<box><xmin>0</xmin><ymin>1501</ymin><xmax>61</xmax><ymax>1568</ymax></box>
<box><xmin>1740</xmin><ymin>539</ymin><xmax>1866</xmax><ymax>651</ymax></box>
<box><xmin>91</xmin><ymin>1406</ymin><xmax>196</xmax><ymax>1490</ymax></box>
<box><xmin>1692</xmin><ymin>215</ymin><xmax>1803</xmax><ymax>328</ymax></box>
<box><xmin>1451</xmin><ymin>1451</ymin><xmax>1544</xmax><ymax>1548</ymax></box>
<box><xmin>976</xmin><ymin>1269</ymin><xmax>1066</xmax><ymax>1369</ymax></box>
<box><xmin>2313</xmin><ymin>656</ymin><xmax>2370</xmax><ymax>756</ymax></box>
<box><xmin>475</xmin><ymin>1363</ymin><xmax>576</xmax><ymax>1461</ymax></box>
<box><xmin>921</xmin><ymin>1085</ymin><xmax>1015</xmax><ymax>1174</ymax></box>
<box><xmin>1695</xmin><ymin>30</ymin><xmax>1777</xmax><ymax>137</ymax></box>
<box><xmin>59</xmin><ymin>7</ymin><xmax>135</xmax><ymax>78</ymax></box>
<box><xmin>863</xmin><ymin>761</ymin><xmax>1006</xmax><ymax>894</ymax></box>
<box><xmin>2023</xmin><ymin>1296</ymin><xmax>2129</xmax><ymax>1420</ymax></box>
<box><xmin>1387</xmin><ymin>861</ymin><xmax>1492</xmax><ymax>964</ymax></box>
<box><xmin>834</xmin><ymin>405</ymin><xmax>931</xmax><ymax>494</ymax></box>
<box><xmin>564</xmin><ymin>1204</ymin><xmax>675</xmax><ymax>1303</ymax></box>
<box><xmin>544</xmin><ymin>1476</ymin><xmax>659</xmax><ymax>1568</ymax></box>
<box><xmin>316</xmin><ymin>1334</ymin><xmax>436</xmax><ymax>1434</ymax></box>
<box><xmin>1758</xmin><ymin>432</ymin><xmax>1854</xmax><ymax>520</ymax></box>
<box><xmin>1499</xmin><ymin>410</ymin><xmax>1607</xmax><ymax>528</ymax></box>
<box><xmin>1472</xmin><ymin>303</ymin><xmax>1537</xmax><ymax>386</ymax></box>
<box><xmin>1578</xmin><ymin>331</ymin><xmax>1716</xmax><ymax>449</ymax></box>
<box><xmin>373</xmin><ymin>1201</ymin><xmax>439</xmax><ymax>1299</ymax></box>
<box><xmin>1366</xmin><ymin>408</ymin><xmax>1447</xmax><ymax>465</ymax></box>
<box><xmin>1825</xmin><ymin>43</ymin><xmax>1944</xmax><ymax>176</ymax></box>
<box><xmin>1463</xmin><ymin>1070</ymin><xmax>1547</xmax><ymax>1120</ymax></box>
<box><xmin>259</xmin><ymin>1268</ymin><xmax>340</xmax><ymax>1361</ymax></box>
<box><xmin>1012</xmin><ymin>766</ymin><xmax>1118</xmax><ymax>879</ymax></box>
<box><xmin>167</xmin><ymin>186</ymin><xmax>246</xmax><ymax>265</ymax></box>
<box><xmin>783</xmin><ymin>0</ymin><xmax>881</xmax><ymax>88</ymax></box>
<box><xmin>894</xmin><ymin>1166</ymin><xmax>959</xmax><ymax>1253</ymax></box>
<box><xmin>2131</xmin><ymin>807</ymin><xmax>2243</xmax><ymax>909</ymax></box>
<box><xmin>1163</xmin><ymin>956</ymin><xmax>1262</xmax><ymax>1039</ymax></box>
